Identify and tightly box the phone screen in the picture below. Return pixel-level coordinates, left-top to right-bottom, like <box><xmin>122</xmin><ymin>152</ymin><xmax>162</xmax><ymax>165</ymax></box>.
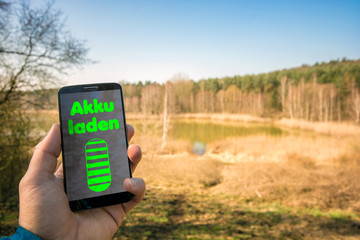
<box><xmin>59</xmin><ymin>88</ymin><xmax>130</xmax><ymax>203</ymax></box>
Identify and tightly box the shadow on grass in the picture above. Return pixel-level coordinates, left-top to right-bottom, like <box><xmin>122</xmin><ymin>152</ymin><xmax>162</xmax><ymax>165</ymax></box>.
<box><xmin>0</xmin><ymin>224</ymin><xmax>17</xmax><ymax>237</ymax></box>
<box><xmin>114</xmin><ymin>190</ymin><xmax>360</xmax><ymax>240</ymax></box>
<box><xmin>1</xmin><ymin>190</ymin><xmax>359</xmax><ymax>239</ymax></box>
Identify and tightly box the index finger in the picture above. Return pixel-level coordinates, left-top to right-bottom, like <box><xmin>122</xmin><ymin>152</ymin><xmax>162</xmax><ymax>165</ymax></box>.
<box><xmin>126</xmin><ymin>124</ymin><xmax>134</xmax><ymax>142</ymax></box>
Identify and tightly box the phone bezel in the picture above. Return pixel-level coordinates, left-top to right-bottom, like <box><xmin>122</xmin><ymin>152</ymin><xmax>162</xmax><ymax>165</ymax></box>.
<box><xmin>58</xmin><ymin>83</ymin><xmax>134</xmax><ymax>211</ymax></box>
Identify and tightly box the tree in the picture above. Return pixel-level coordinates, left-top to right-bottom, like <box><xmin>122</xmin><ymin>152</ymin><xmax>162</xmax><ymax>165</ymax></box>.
<box><xmin>280</xmin><ymin>76</ymin><xmax>287</xmax><ymax>114</ymax></box>
<box><xmin>114</xmin><ymin>59</ymin><xmax>360</xmax><ymax>121</ymax></box>
<box><xmin>140</xmin><ymin>83</ymin><xmax>162</xmax><ymax>115</ymax></box>
<box><xmin>224</xmin><ymin>85</ymin><xmax>241</xmax><ymax>113</ymax></box>
<box><xmin>170</xmin><ymin>73</ymin><xmax>194</xmax><ymax>113</ymax></box>
<box><xmin>349</xmin><ymin>76</ymin><xmax>360</xmax><ymax>123</ymax></box>
<box><xmin>161</xmin><ymin>81</ymin><xmax>170</xmax><ymax>150</ymax></box>
<box><xmin>0</xmin><ymin>0</ymin><xmax>90</xmax><ymax>105</ymax></box>
<box><xmin>215</xmin><ymin>89</ymin><xmax>225</xmax><ymax>112</ymax></box>
<box><xmin>0</xmin><ymin>0</ymin><xmax>90</xmax><ymax>206</ymax></box>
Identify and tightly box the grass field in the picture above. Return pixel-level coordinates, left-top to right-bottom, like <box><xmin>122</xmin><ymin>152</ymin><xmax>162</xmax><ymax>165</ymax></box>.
<box><xmin>123</xmin><ymin>114</ymin><xmax>360</xmax><ymax>239</ymax></box>
<box><xmin>114</xmin><ymin>189</ymin><xmax>360</xmax><ymax>239</ymax></box>
<box><xmin>1</xmin><ymin>112</ymin><xmax>360</xmax><ymax>239</ymax></box>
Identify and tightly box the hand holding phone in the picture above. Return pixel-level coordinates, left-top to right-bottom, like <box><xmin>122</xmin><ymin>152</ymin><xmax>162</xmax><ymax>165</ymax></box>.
<box><xmin>18</xmin><ymin>123</ymin><xmax>145</xmax><ymax>239</ymax></box>
<box><xmin>17</xmin><ymin>83</ymin><xmax>145</xmax><ymax>239</ymax></box>
<box><xmin>58</xmin><ymin>83</ymin><xmax>136</xmax><ymax>210</ymax></box>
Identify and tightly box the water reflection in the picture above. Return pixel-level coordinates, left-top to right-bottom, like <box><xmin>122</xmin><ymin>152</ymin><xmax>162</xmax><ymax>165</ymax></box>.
<box><xmin>192</xmin><ymin>141</ymin><xmax>206</xmax><ymax>155</ymax></box>
<box><xmin>170</xmin><ymin>120</ymin><xmax>286</xmax><ymax>144</ymax></box>
<box><xmin>131</xmin><ymin>119</ymin><xmax>287</xmax><ymax>155</ymax></box>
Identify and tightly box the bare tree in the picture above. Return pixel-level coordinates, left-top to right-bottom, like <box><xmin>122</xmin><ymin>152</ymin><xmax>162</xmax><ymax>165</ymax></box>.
<box><xmin>0</xmin><ymin>0</ymin><xmax>90</xmax><ymax>204</ymax></box>
<box><xmin>141</xmin><ymin>83</ymin><xmax>163</xmax><ymax>115</ymax></box>
<box><xmin>280</xmin><ymin>76</ymin><xmax>287</xmax><ymax>114</ymax></box>
<box><xmin>0</xmin><ymin>0</ymin><xmax>90</xmax><ymax>106</ymax></box>
<box><xmin>352</xmin><ymin>89</ymin><xmax>360</xmax><ymax>124</ymax></box>
<box><xmin>216</xmin><ymin>89</ymin><xmax>225</xmax><ymax>112</ymax></box>
<box><xmin>170</xmin><ymin>73</ymin><xmax>194</xmax><ymax>113</ymax></box>
<box><xmin>224</xmin><ymin>85</ymin><xmax>241</xmax><ymax>113</ymax></box>
<box><xmin>350</xmin><ymin>77</ymin><xmax>360</xmax><ymax>123</ymax></box>
<box><xmin>287</xmin><ymin>82</ymin><xmax>294</xmax><ymax>119</ymax></box>
<box><xmin>161</xmin><ymin>81</ymin><xmax>170</xmax><ymax>150</ymax></box>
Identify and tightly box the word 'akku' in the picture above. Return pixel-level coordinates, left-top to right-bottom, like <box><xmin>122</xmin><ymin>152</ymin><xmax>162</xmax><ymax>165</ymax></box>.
<box><xmin>69</xmin><ymin>117</ymin><xmax>119</xmax><ymax>135</ymax></box>
<box><xmin>71</xmin><ymin>99</ymin><xmax>114</xmax><ymax>116</ymax></box>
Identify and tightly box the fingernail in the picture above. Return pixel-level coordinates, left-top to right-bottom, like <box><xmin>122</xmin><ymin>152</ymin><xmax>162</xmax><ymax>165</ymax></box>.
<box><xmin>124</xmin><ymin>178</ymin><xmax>135</xmax><ymax>190</ymax></box>
<box><xmin>129</xmin><ymin>178</ymin><xmax>136</xmax><ymax>187</ymax></box>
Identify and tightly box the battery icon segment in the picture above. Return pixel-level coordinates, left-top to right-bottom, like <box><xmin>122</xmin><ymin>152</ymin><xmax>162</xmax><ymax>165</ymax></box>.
<box><xmin>85</xmin><ymin>138</ymin><xmax>112</xmax><ymax>192</ymax></box>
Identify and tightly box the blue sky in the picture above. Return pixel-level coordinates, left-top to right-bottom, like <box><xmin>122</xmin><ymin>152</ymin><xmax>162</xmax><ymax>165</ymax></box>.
<box><xmin>48</xmin><ymin>0</ymin><xmax>360</xmax><ymax>84</ymax></box>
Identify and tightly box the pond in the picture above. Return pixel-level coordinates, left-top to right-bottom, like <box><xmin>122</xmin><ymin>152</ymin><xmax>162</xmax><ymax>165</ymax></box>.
<box><xmin>131</xmin><ymin>119</ymin><xmax>287</xmax><ymax>155</ymax></box>
<box><xmin>169</xmin><ymin>120</ymin><xmax>285</xmax><ymax>144</ymax></box>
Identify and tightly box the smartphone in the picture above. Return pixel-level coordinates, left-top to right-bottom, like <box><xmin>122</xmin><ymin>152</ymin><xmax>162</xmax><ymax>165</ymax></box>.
<box><xmin>58</xmin><ymin>83</ymin><xmax>133</xmax><ymax>211</ymax></box>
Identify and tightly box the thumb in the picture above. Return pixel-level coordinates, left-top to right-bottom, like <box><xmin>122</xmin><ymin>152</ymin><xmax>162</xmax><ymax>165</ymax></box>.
<box><xmin>122</xmin><ymin>178</ymin><xmax>146</xmax><ymax>213</ymax></box>
<box><xmin>27</xmin><ymin>124</ymin><xmax>62</xmax><ymax>178</ymax></box>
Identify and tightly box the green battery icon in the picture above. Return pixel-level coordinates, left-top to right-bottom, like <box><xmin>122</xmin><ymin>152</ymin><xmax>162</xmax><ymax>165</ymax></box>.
<box><xmin>85</xmin><ymin>138</ymin><xmax>112</xmax><ymax>192</ymax></box>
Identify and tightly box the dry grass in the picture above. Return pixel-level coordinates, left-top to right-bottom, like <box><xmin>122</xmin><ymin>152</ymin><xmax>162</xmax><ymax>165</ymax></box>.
<box><xmin>135</xmin><ymin>152</ymin><xmax>360</xmax><ymax>216</ymax></box>
<box><xmin>135</xmin><ymin>151</ymin><xmax>360</xmax><ymax>216</ymax></box>
<box><xmin>2</xmin><ymin>112</ymin><xmax>360</xmax><ymax>238</ymax></box>
<box><xmin>30</xmin><ymin>110</ymin><xmax>360</xmax><ymax>215</ymax></box>
<box><xmin>334</xmin><ymin>143</ymin><xmax>360</xmax><ymax>166</ymax></box>
<box><xmin>134</xmin><ymin>152</ymin><xmax>224</xmax><ymax>191</ymax></box>
<box><xmin>206</xmin><ymin>134</ymin><xmax>355</xmax><ymax>165</ymax></box>
<box><xmin>129</xmin><ymin>113</ymin><xmax>360</xmax><ymax>136</ymax></box>
<box><xmin>127</xmin><ymin>113</ymin><xmax>270</xmax><ymax>123</ymax></box>
<box><xmin>276</xmin><ymin>118</ymin><xmax>360</xmax><ymax>136</ymax></box>
<box><xmin>132</xmin><ymin>126</ymin><xmax>360</xmax><ymax>216</ymax></box>
<box><xmin>175</xmin><ymin>113</ymin><xmax>271</xmax><ymax>123</ymax></box>
<box><xmin>215</xmin><ymin>161</ymin><xmax>360</xmax><ymax>213</ymax></box>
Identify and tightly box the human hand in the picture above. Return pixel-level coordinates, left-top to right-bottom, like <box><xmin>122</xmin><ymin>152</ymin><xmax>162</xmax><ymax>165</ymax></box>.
<box><xmin>18</xmin><ymin>124</ymin><xmax>145</xmax><ymax>240</ymax></box>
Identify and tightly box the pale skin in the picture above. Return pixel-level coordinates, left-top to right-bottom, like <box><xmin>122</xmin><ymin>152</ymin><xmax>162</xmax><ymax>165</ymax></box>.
<box><xmin>18</xmin><ymin>124</ymin><xmax>145</xmax><ymax>240</ymax></box>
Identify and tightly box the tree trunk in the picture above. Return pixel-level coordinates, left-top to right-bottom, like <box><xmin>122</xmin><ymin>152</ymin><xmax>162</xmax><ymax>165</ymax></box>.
<box><xmin>161</xmin><ymin>84</ymin><xmax>168</xmax><ymax>150</ymax></box>
<box><xmin>280</xmin><ymin>76</ymin><xmax>287</xmax><ymax>114</ymax></box>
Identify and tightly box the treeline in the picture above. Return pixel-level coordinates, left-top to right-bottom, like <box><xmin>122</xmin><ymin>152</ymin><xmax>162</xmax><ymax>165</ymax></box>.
<box><xmin>122</xmin><ymin>59</ymin><xmax>360</xmax><ymax>123</ymax></box>
<box><xmin>24</xmin><ymin>59</ymin><xmax>360</xmax><ymax>123</ymax></box>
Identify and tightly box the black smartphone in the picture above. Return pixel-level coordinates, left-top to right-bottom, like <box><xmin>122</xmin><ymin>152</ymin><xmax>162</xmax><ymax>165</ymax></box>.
<box><xmin>58</xmin><ymin>83</ymin><xmax>133</xmax><ymax>211</ymax></box>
